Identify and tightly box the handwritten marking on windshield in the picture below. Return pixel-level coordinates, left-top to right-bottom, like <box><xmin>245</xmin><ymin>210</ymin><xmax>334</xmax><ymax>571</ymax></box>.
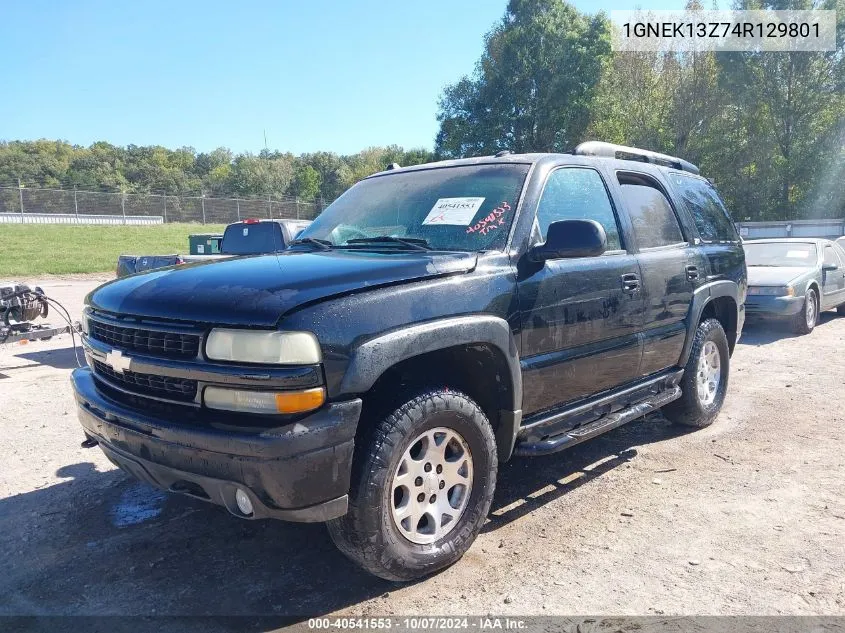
<box><xmin>466</xmin><ymin>202</ymin><xmax>512</xmax><ymax>236</ymax></box>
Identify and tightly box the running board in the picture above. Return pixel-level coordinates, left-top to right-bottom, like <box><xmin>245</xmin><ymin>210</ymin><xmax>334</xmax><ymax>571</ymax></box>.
<box><xmin>513</xmin><ymin>386</ymin><xmax>681</xmax><ymax>457</ymax></box>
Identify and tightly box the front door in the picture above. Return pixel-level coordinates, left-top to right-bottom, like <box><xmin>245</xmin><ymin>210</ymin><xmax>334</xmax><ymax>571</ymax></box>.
<box><xmin>518</xmin><ymin>166</ymin><xmax>645</xmax><ymax>416</ymax></box>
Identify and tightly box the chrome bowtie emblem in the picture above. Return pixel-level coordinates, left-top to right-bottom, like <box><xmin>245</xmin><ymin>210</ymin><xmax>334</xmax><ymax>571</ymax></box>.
<box><xmin>104</xmin><ymin>349</ymin><xmax>132</xmax><ymax>373</ymax></box>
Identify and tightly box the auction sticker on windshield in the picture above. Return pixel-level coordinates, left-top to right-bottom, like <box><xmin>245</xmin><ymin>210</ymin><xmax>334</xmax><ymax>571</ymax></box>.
<box><xmin>423</xmin><ymin>197</ymin><xmax>486</xmax><ymax>226</ymax></box>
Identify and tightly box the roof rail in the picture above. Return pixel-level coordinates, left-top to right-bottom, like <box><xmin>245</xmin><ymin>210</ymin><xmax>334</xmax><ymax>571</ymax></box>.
<box><xmin>574</xmin><ymin>141</ymin><xmax>699</xmax><ymax>175</ymax></box>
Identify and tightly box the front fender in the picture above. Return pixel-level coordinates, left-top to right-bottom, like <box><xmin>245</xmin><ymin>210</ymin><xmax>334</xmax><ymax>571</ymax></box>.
<box><xmin>338</xmin><ymin>315</ymin><xmax>523</xmax><ymax>462</ymax></box>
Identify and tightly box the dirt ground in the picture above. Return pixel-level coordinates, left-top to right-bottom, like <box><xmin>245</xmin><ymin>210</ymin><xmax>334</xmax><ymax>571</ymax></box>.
<box><xmin>1</xmin><ymin>274</ymin><xmax>843</xmax><ymax>619</ymax></box>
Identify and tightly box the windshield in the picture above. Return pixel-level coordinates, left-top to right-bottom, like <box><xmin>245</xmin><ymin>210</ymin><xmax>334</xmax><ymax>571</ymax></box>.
<box><xmin>744</xmin><ymin>242</ymin><xmax>817</xmax><ymax>268</ymax></box>
<box><xmin>221</xmin><ymin>222</ymin><xmax>283</xmax><ymax>255</ymax></box>
<box><xmin>297</xmin><ymin>164</ymin><xmax>530</xmax><ymax>251</ymax></box>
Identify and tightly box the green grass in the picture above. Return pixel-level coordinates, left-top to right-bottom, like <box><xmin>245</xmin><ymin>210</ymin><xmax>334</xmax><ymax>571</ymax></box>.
<box><xmin>0</xmin><ymin>223</ymin><xmax>228</xmax><ymax>275</ymax></box>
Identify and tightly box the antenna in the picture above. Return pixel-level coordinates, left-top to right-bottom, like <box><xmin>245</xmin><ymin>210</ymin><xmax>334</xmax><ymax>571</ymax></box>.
<box><xmin>263</xmin><ymin>129</ymin><xmax>271</xmax><ymax>218</ymax></box>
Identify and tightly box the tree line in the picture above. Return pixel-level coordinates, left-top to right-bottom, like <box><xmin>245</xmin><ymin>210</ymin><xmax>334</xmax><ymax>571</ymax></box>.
<box><xmin>436</xmin><ymin>0</ymin><xmax>845</xmax><ymax>222</ymax></box>
<box><xmin>2</xmin><ymin>0</ymin><xmax>842</xmax><ymax>221</ymax></box>
<box><xmin>0</xmin><ymin>141</ymin><xmax>434</xmax><ymax>204</ymax></box>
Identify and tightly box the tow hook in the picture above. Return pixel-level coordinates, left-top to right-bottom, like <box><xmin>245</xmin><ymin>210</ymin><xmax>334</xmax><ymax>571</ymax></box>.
<box><xmin>81</xmin><ymin>437</ymin><xmax>98</xmax><ymax>449</ymax></box>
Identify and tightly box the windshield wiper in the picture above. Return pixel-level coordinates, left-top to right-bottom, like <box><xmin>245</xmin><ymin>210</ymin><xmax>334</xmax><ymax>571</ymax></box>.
<box><xmin>345</xmin><ymin>236</ymin><xmax>432</xmax><ymax>251</ymax></box>
<box><xmin>289</xmin><ymin>237</ymin><xmax>333</xmax><ymax>251</ymax></box>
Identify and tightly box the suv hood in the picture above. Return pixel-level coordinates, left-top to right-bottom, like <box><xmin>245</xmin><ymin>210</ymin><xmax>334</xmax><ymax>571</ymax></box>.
<box><xmin>747</xmin><ymin>266</ymin><xmax>812</xmax><ymax>287</ymax></box>
<box><xmin>89</xmin><ymin>250</ymin><xmax>477</xmax><ymax>327</ymax></box>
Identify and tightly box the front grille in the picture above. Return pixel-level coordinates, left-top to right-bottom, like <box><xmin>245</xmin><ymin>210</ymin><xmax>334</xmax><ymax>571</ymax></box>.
<box><xmin>93</xmin><ymin>360</ymin><xmax>198</xmax><ymax>402</ymax></box>
<box><xmin>90</xmin><ymin>319</ymin><xmax>200</xmax><ymax>359</ymax></box>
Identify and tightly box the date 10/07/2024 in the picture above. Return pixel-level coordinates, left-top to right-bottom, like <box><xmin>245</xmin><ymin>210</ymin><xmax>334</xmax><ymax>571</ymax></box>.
<box><xmin>308</xmin><ymin>616</ymin><xmax>529</xmax><ymax>630</ymax></box>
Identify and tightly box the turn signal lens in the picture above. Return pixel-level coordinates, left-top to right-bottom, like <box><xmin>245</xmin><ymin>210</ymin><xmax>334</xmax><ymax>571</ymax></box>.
<box><xmin>204</xmin><ymin>386</ymin><xmax>325</xmax><ymax>414</ymax></box>
<box><xmin>275</xmin><ymin>388</ymin><xmax>326</xmax><ymax>414</ymax></box>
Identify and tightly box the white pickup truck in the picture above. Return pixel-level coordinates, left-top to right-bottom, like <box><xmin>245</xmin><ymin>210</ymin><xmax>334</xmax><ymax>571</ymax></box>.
<box><xmin>116</xmin><ymin>218</ymin><xmax>311</xmax><ymax>277</ymax></box>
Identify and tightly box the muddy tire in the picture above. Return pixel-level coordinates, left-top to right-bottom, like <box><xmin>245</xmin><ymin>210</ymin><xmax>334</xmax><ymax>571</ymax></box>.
<box><xmin>663</xmin><ymin>318</ymin><xmax>730</xmax><ymax>429</ymax></box>
<box><xmin>327</xmin><ymin>389</ymin><xmax>497</xmax><ymax>581</ymax></box>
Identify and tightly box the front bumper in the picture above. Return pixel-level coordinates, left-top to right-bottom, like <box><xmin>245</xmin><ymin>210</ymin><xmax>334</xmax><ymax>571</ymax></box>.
<box><xmin>72</xmin><ymin>367</ymin><xmax>360</xmax><ymax>522</ymax></box>
<box><xmin>745</xmin><ymin>294</ymin><xmax>804</xmax><ymax>317</ymax></box>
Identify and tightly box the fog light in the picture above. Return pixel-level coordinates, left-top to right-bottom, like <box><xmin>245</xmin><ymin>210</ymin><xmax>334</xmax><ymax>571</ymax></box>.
<box><xmin>235</xmin><ymin>488</ymin><xmax>254</xmax><ymax>516</ymax></box>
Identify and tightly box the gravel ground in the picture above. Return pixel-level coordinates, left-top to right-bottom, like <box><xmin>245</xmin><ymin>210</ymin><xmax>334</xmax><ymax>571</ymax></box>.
<box><xmin>1</xmin><ymin>274</ymin><xmax>843</xmax><ymax>618</ymax></box>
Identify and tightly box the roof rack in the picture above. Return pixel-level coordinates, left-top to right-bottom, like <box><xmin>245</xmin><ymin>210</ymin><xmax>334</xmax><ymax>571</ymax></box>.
<box><xmin>574</xmin><ymin>141</ymin><xmax>700</xmax><ymax>175</ymax></box>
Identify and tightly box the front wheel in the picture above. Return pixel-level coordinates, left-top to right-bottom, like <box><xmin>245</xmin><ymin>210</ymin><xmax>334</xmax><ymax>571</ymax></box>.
<box><xmin>791</xmin><ymin>288</ymin><xmax>817</xmax><ymax>335</ymax></box>
<box><xmin>663</xmin><ymin>318</ymin><xmax>730</xmax><ymax>428</ymax></box>
<box><xmin>327</xmin><ymin>389</ymin><xmax>497</xmax><ymax>581</ymax></box>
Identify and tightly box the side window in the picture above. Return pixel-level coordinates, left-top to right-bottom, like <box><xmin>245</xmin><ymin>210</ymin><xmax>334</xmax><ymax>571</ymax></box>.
<box><xmin>618</xmin><ymin>181</ymin><xmax>684</xmax><ymax>249</ymax></box>
<box><xmin>670</xmin><ymin>173</ymin><xmax>738</xmax><ymax>243</ymax></box>
<box><xmin>536</xmin><ymin>168</ymin><xmax>622</xmax><ymax>251</ymax></box>
<box><xmin>824</xmin><ymin>246</ymin><xmax>839</xmax><ymax>268</ymax></box>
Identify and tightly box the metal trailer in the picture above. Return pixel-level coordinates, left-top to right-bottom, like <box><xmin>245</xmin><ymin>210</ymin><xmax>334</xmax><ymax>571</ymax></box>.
<box><xmin>1</xmin><ymin>321</ymin><xmax>81</xmax><ymax>345</ymax></box>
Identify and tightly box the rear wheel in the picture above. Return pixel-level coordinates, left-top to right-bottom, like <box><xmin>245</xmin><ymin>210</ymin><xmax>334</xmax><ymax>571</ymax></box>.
<box><xmin>791</xmin><ymin>288</ymin><xmax>817</xmax><ymax>335</ymax></box>
<box><xmin>837</xmin><ymin>303</ymin><xmax>845</xmax><ymax>316</ymax></box>
<box><xmin>327</xmin><ymin>388</ymin><xmax>497</xmax><ymax>581</ymax></box>
<box><xmin>663</xmin><ymin>318</ymin><xmax>729</xmax><ymax>428</ymax></box>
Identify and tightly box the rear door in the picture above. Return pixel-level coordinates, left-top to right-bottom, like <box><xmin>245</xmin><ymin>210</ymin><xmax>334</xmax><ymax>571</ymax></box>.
<box><xmin>518</xmin><ymin>166</ymin><xmax>645</xmax><ymax>415</ymax></box>
<box><xmin>614</xmin><ymin>171</ymin><xmax>701</xmax><ymax>377</ymax></box>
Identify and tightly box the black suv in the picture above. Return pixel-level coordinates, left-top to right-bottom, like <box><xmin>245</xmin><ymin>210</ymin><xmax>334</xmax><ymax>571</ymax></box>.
<box><xmin>72</xmin><ymin>142</ymin><xmax>746</xmax><ymax>581</ymax></box>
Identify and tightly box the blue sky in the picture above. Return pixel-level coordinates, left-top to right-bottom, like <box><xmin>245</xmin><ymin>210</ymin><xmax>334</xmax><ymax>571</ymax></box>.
<box><xmin>0</xmin><ymin>0</ymin><xmax>685</xmax><ymax>155</ymax></box>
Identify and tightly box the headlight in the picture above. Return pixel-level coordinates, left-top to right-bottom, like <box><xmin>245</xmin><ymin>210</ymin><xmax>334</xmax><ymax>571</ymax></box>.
<box><xmin>80</xmin><ymin>309</ymin><xmax>90</xmax><ymax>335</ymax></box>
<box><xmin>205</xmin><ymin>329</ymin><xmax>321</xmax><ymax>364</ymax></box>
<box><xmin>747</xmin><ymin>286</ymin><xmax>794</xmax><ymax>297</ymax></box>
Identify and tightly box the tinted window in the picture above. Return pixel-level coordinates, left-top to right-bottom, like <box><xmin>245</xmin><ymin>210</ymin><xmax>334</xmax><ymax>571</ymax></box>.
<box><xmin>620</xmin><ymin>183</ymin><xmax>684</xmax><ymax>248</ymax></box>
<box><xmin>743</xmin><ymin>242</ymin><xmax>817</xmax><ymax>268</ymax></box>
<box><xmin>536</xmin><ymin>168</ymin><xmax>622</xmax><ymax>250</ymax></box>
<box><xmin>670</xmin><ymin>173</ymin><xmax>738</xmax><ymax>242</ymax></box>
<box><xmin>299</xmin><ymin>164</ymin><xmax>529</xmax><ymax>252</ymax></box>
<box><xmin>222</xmin><ymin>222</ymin><xmax>283</xmax><ymax>255</ymax></box>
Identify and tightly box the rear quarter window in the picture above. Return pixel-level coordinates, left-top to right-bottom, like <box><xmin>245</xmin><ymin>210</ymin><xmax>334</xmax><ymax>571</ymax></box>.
<box><xmin>670</xmin><ymin>173</ymin><xmax>739</xmax><ymax>243</ymax></box>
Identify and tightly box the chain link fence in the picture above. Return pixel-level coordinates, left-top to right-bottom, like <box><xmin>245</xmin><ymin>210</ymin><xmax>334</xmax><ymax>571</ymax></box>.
<box><xmin>0</xmin><ymin>186</ymin><xmax>323</xmax><ymax>224</ymax></box>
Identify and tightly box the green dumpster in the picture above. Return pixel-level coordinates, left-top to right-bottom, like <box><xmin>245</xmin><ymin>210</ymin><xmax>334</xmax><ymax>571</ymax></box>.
<box><xmin>188</xmin><ymin>234</ymin><xmax>223</xmax><ymax>255</ymax></box>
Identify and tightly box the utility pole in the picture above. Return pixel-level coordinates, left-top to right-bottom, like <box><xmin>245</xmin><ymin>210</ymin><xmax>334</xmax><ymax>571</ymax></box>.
<box><xmin>163</xmin><ymin>193</ymin><xmax>168</xmax><ymax>223</ymax></box>
<box><xmin>236</xmin><ymin>199</ymin><xmax>240</xmax><ymax>221</ymax></box>
<box><xmin>201</xmin><ymin>191</ymin><xmax>206</xmax><ymax>224</ymax></box>
<box><xmin>73</xmin><ymin>185</ymin><xmax>79</xmax><ymax>220</ymax></box>
<box><xmin>295</xmin><ymin>198</ymin><xmax>300</xmax><ymax>219</ymax></box>
<box><xmin>18</xmin><ymin>178</ymin><xmax>24</xmax><ymax>216</ymax></box>
<box><xmin>121</xmin><ymin>189</ymin><xmax>127</xmax><ymax>224</ymax></box>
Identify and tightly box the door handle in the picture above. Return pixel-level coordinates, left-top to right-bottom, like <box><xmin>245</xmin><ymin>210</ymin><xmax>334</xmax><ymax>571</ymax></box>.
<box><xmin>685</xmin><ymin>265</ymin><xmax>699</xmax><ymax>281</ymax></box>
<box><xmin>621</xmin><ymin>272</ymin><xmax>640</xmax><ymax>292</ymax></box>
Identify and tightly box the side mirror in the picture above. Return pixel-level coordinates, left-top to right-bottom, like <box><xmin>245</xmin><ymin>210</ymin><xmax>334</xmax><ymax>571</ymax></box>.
<box><xmin>529</xmin><ymin>219</ymin><xmax>608</xmax><ymax>263</ymax></box>
<box><xmin>823</xmin><ymin>263</ymin><xmax>838</xmax><ymax>272</ymax></box>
